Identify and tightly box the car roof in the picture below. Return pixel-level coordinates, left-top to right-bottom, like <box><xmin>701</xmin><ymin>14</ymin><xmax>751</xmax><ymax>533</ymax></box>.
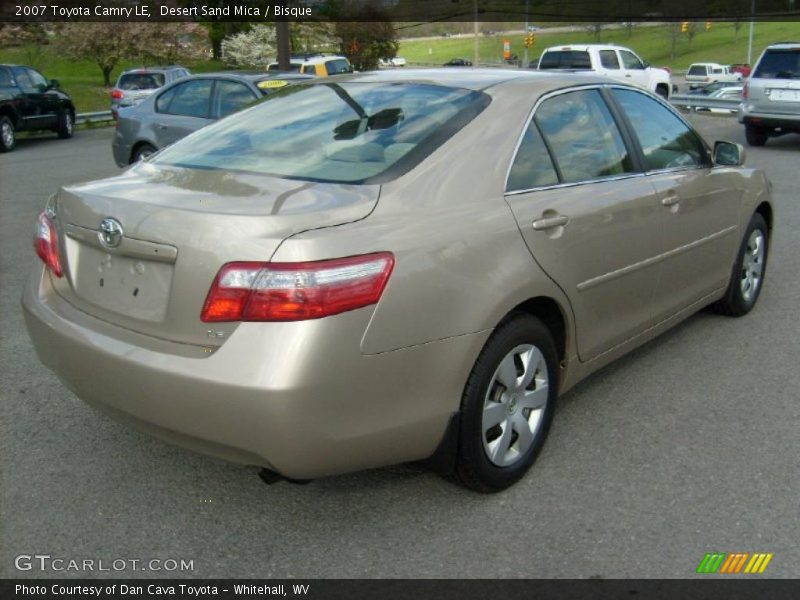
<box><xmin>764</xmin><ymin>42</ymin><xmax>800</xmax><ymax>49</ymax></box>
<box><xmin>121</xmin><ymin>66</ymin><xmax>186</xmax><ymax>74</ymax></box>
<box><xmin>320</xmin><ymin>68</ymin><xmax>607</xmax><ymax>92</ymax></box>
<box><xmin>542</xmin><ymin>45</ymin><xmax>626</xmax><ymax>52</ymax></box>
<box><xmin>183</xmin><ymin>72</ymin><xmax>315</xmax><ymax>83</ymax></box>
<box><xmin>689</xmin><ymin>62</ymin><xmax>723</xmax><ymax>67</ymax></box>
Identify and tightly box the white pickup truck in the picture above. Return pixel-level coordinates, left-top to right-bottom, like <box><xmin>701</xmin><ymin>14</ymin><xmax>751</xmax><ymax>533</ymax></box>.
<box><xmin>537</xmin><ymin>44</ymin><xmax>673</xmax><ymax>98</ymax></box>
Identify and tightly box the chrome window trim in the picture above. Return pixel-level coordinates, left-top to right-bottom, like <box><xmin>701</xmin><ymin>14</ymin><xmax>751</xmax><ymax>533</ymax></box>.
<box><xmin>504</xmin><ymin>83</ymin><xmax>639</xmax><ymax>195</ymax></box>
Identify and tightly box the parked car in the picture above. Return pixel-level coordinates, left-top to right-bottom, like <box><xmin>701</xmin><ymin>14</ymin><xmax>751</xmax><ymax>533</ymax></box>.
<box><xmin>676</xmin><ymin>81</ymin><xmax>744</xmax><ymax>111</ymax></box>
<box><xmin>112</xmin><ymin>72</ymin><xmax>313</xmax><ymax>166</ymax></box>
<box><xmin>731</xmin><ymin>63</ymin><xmax>752</xmax><ymax>78</ymax></box>
<box><xmin>25</xmin><ymin>70</ymin><xmax>772</xmax><ymax>492</ymax></box>
<box><xmin>0</xmin><ymin>64</ymin><xmax>75</xmax><ymax>152</ymax></box>
<box><xmin>379</xmin><ymin>57</ymin><xmax>407</xmax><ymax>68</ymax></box>
<box><xmin>685</xmin><ymin>63</ymin><xmax>743</xmax><ymax>89</ymax></box>
<box><xmin>537</xmin><ymin>44</ymin><xmax>673</xmax><ymax>98</ymax></box>
<box><xmin>110</xmin><ymin>66</ymin><xmax>190</xmax><ymax>117</ymax></box>
<box><xmin>267</xmin><ymin>54</ymin><xmax>352</xmax><ymax>77</ymax></box>
<box><xmin>444</xmin><ymin>58</ymin><xmax>473</xmax><ymax>67</ymax></box>
<box><xmin>738</xmin><ymin>42</ymin><xmax>800</xmax><ymax>146</ymax></box>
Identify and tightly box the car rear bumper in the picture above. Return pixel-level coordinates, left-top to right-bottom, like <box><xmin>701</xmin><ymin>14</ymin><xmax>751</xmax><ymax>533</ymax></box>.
<box><xmin>111</xmin><ymin>139</ymin><xmax>131</xmax><ymax>167</ymax></box>
<box><xmin>738</xmin><ymin>103</ymin><xmax>800</xmax><ymax>129</ymax></box>
<box><xmin>22</xmin><ymin>265</ymin><xmax>485</xmax><ymax>479</ymax></box>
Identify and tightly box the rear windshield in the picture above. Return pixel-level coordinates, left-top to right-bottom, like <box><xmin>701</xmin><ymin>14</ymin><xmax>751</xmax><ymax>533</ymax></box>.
<box><xmin>753</xmin><ymin>49</ymin><xmax>800</xmax><ymax>79</ymax></box>
<box><xmin>118</xmin><ymin>72</ymin><xmax>165</xmax><ymax>90</ymax></box>
<box><xmin>539</xmin><ymin>51</ymin><xmax>591</xmax><ymax>69</ymax></box>
<box><xmin>152</xmin><ymin>82</ymin><xmax>489</xmax><ymax>184</ymax></box>
<box><xmin>688</xmin><ymin>65</ymin><xmax>707</xmax><ymax>76</ymax></box>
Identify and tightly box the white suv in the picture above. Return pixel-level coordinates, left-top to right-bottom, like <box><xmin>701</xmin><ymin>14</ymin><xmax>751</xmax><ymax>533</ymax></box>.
<box><xmin>685</xmin><ymin>63</ymin><xmax>743</xmax><ymax>89</ymax></box>
<box><xmin>537</xmin><ymin>44</ymin><xmax>673</xmax><ymax>98</ymax></box>
<box><xmin>738</xmin><ymin>42</ymin><xmax>800</xmax><ymax>146</ymax></box>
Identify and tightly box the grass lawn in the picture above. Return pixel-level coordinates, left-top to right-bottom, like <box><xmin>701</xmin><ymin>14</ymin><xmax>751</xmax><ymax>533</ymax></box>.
<box><xmin>0</xmin><ymin>45</ymin><xmax>225</xmax><ymax>114</ymax></box>
<box><xmin>399</xmin><ymin>21</ymin><xmax>800</xmax><ymax>68</ymax></box>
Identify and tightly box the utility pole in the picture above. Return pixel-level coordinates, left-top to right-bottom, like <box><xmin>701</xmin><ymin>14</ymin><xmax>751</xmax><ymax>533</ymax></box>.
<box><xmin>276</xmin><ymin>19</ymin><xmax>291</xmax><ymax>70</ymax></box>
<box><xmin>473</xmin><ymin>0</ymin><xmax>479</xmax><ymax>67</ymax></box>
<box><xmin>747</xmin><ymin>0</ymin><xmax>755</xmax><ymax>65</ymax></box>
<box><xmin>523</xmin><ymin>0</ymin><xmax>530</xmax><ymax>68</ymax></box>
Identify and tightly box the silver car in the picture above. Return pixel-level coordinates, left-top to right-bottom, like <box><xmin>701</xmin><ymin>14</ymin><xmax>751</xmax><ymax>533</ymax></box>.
<box><xmin>110</xmin><ymin>66</ymin><xmax>190</xmax><ymax>117</ymax></box>
<box><xmin>112</xmin><ymin>72</ymin><xmax>314</xmax><ymax>166</ymax></box>
<box><xmin>25</xmin><ymin>70</ymin><xmax>772</xmax><ymax>492</ymax></box>
<box><xmin>739</xmin><ymin>42</ymin><xmax>800</xmax><ymax>146</ymax></box>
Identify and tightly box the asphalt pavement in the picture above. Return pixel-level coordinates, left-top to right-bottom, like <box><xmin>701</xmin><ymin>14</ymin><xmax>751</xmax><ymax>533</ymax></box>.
<box><xmin>1</xmin><ymin>119</ymin><xmax>798</xmax><ymax>578</ymax></box>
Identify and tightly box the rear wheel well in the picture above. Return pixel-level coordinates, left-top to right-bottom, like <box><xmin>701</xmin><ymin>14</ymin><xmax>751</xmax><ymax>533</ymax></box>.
<box><xmin>655</xmin><ymin>83</ymin><xmax>669</xmax><ymax>98</ymax></box>
<box><xmin>508</xmin><ymin>297</ymin><xmax>567</xmax><ymax>365</ymax></box>
<box><xmin>130</xmin><ymin>141</ymin><xmax>155</xmax><ymax>164</ymax></box>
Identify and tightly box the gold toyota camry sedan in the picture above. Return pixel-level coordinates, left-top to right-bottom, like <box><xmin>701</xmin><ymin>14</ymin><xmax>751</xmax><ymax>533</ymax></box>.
<box><xmin>23</xmin><ymin>70</ymin><xmax>772</xmax><ymax>492</ymax></box>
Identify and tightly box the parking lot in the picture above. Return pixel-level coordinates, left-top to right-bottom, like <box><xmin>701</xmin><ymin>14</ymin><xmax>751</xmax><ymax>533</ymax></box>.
<box><xmin>1</xmin><ymin>116</ymin><xmax>798</xmax><ymax>578</ymax></box>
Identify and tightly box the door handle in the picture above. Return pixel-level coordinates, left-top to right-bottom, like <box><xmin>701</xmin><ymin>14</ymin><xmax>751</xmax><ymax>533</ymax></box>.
<box><xmin>661</xmin><ymin>193</ymin><xmax>680</xmax><ymax>207</ymax></box>
<box><xmin>625</xmin><ymin>74</ymin><xmax>632</xmax><ymax>78</ymax></box>
<box><xmin>532</xmin><ymin>215</ymin><xmax>569</xmax><ymax>231</ymax></box>
<box><xmin>157</xmin><ymin>123</ymin><xmax>168</xmax><ymax>130</ymax></box>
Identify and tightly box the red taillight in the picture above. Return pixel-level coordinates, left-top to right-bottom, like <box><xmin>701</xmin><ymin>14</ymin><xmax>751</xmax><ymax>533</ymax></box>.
<box><xmin>201</xmin><ymin>253</ymin><xmax>395</xmax><ymax>323</ymax></box>
<box><xmin>743</xmin><ymin>81</ymin><xmax>749</xmax><ymax>100</ymax></box>
<box><xmin>111</xmin><ymin>89</ymin><xmax>124</xmax><ymax>99</ymax></box>
<box><xmin>34</xmin><ymin>212</ymin><xmax>63</xmax><ymax>278</ymax></box>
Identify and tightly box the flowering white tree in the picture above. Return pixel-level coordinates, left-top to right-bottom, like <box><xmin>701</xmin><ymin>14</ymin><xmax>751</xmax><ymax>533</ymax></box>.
<box><xmin>221</xmin><ymin>25</ymin><xmax>277</xmax><ymax>68</ymax></box>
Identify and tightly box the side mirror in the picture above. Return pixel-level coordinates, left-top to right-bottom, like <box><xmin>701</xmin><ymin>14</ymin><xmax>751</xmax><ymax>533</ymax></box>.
<box><xmin>48</xmin><ymin>79</ymin><xmax>60</xmax><ymax>90</ymax></box>
<box><xmin>642</xmin><ymin>60</ymin><xmax>650</xmax><ymax>68</ymax></box>
<box><xmin>713</xmin><ymin>141</ymin><xmax>746</xmax><ymax>166</ymax></box>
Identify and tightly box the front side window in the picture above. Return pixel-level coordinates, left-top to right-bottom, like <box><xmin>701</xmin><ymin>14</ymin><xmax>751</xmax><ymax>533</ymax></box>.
<box><xmin>506</xmin><ymin>120</ymin><xmax>559</xmax><ymax>192</ymax></box>
<box><xmin>612</xmin><ymin>88</ymin><xmax>708</xmax><ymax>171</ymax></box>
<box><xmin>26</xmin><ymin>69</ymin><xmax>48</xmax><ymax>89</ymax></box>
<box><xmin>214</xmin><ymin>80</ymin><xmax>258</xmax><ymax>118</ymax></box>
<box><xmin>153</xmin><ymin>82</ymin><xmax>489</xmax><ymax>184</ymax></box>
<box><xmin>158</xmin><ymin>79</ymin><xmax>213</xmax><ymax>118</ymax></box>
<box><xmin>534</xmin><ymin>89</ymin><xmax>633</xmax><ymax>184</ymax></box>
<box><xmin>599</xmin><ymin>50</ymin><xmax>620</xmax><ymax>69</ymax></box>
<box><xmin>620</xmin><ymin>50</ymin><xmax>644</xmax><ymax>70</ymax></box>
<box><xmin>0</xmin><ymin>67</ymin><xmax>12</xmax><ymax>87</ymax></box>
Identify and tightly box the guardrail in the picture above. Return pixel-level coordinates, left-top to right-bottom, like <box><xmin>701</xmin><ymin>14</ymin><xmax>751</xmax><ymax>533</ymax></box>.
<box><xmin>75</xmin><ymin>110</ymin><xmax>114</xmax><ymax>125</ymax></box>
<box><xmin>669</xmin><ymin>95</ymin><xmax>742</xmax><ymax>112</ymax></box>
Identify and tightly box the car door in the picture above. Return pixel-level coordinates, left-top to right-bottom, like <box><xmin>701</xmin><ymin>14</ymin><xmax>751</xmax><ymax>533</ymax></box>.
<box><xmin>10</xmin><ymin>67</ymin><xmax>53</xmax><ymax>129</ymax></box>
<box><xmin>26</xmin><ymin>68</ymin><xmax>60</xmax><ymax>127</ymax></box>
<box><xmin>618</xmin><ymin>49</ymin><xmax>650</xmax><ymax>90</ymax></box>
<box><xmin>152</xmin><ymin>79</ymin><xmax>214</xmax><ymax>147</ymax></box>
<box><xmin>598</xmin><ymin>48</ymin><xmax>623</xmax><ymax>83</ymax></box>
<box><xmin>609</xmin><ymin>87</ymin><xmax>741</xmax><ymax>321</ymax></box>
<box><xmin>504</xmin><ymin>87</ymin><xmax>667</xmax><ymax>361</ymax></box>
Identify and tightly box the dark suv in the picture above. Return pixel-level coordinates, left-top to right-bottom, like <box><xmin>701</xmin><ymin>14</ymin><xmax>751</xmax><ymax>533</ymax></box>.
<box><xmin>739</xmin><ymin>42</ymin><xmax>800</xmax><ymax>146</ymax></box>
<box><xmin>0</xmin><ymin>64</ymin><xmax>75</xmax><ymax>152</ymax></box>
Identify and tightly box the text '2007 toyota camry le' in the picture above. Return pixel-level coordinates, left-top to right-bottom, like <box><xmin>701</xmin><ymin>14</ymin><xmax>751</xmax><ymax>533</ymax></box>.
<box><xmin>23</xmin><ymin>70</ymin><xmax>772</xmax><ymax>492</ymax></box>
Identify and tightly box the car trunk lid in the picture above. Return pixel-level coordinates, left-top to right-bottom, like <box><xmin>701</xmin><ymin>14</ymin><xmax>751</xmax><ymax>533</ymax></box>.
<box><xmin>49</xmin><ymin>163</ymin><xmax>379</xmax><ymax>347</ymax></box>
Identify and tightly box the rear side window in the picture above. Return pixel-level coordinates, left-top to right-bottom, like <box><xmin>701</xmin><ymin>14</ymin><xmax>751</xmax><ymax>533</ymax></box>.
<box><xmin>534</xmin><ymin>89</ymin><xmax>633</xmax><ymax>183</ymax></box>
<box><xmin>612</xmin><ymin>88</ymin><xmax>708</xmax><ymax>171</ymax></box>
<box><xmin>11</xmin><ymin>67</ymin><xmax>33</xmax><ymax>91</ymax></box>
<box><xmin>153</xmin><ymin>82</ymin><xmax>490</xmax><ymax>184</ymax></box>
<box><xmin>118</xmin><ymin>73</ymin><xmax>165</xmax><ymax>90</ymax></box>
<box><xmin>753</xmin><ymin>49</ymin><xmax>800</xmax><ymax>79</ymax></box>
<box><xmin>599</xmin><ymin>50</ymin><xmax>620</xmax><ymax>69</ymax></box>
<box><xmin>539</xmin><ymin>51</ymin><xmax>591</xmax><ymax>69</ymax></box>
<box><xmin>506</xmin><ymin>120</ymin><xmax>559</xmax><ymax>192</ymax></box>
<box><xmin>688</xmin><ymin>65</ymin><xmax>707</xmax><ymax>76</ymax></box>
<box><xmin>0</xmin><ymin>67</ymin><xmax>12</xmax><ymax>87</ymax></box>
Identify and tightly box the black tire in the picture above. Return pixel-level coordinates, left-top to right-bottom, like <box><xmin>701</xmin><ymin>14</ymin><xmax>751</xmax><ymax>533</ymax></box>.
<box><xmin>745</xmin><ymin>125</ymin><xmax>768</xmax><ymax>147</ymax></box>
<box><xmin>0</xmin><ymin>115</ymin><xmax>15</xmax><ymax>152</ymax></box>
<box><xmin>56</xmin><ymin>109</ymin><xmax>74</xmax><ymax>139</ymax></box>
<box><xmin>455</xmin><ymin>314</ymin><xmax>559</xmax><ymax>493</ymax></box>
<box><xmin>131</xmin><ymin>143</ymin><xmax>157</xmax><ymax>163</ymax></box>
<box><xmin>712</xmin><ymin>213</ymin><xmax>769</xmax><ymax>317</ymax></box>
